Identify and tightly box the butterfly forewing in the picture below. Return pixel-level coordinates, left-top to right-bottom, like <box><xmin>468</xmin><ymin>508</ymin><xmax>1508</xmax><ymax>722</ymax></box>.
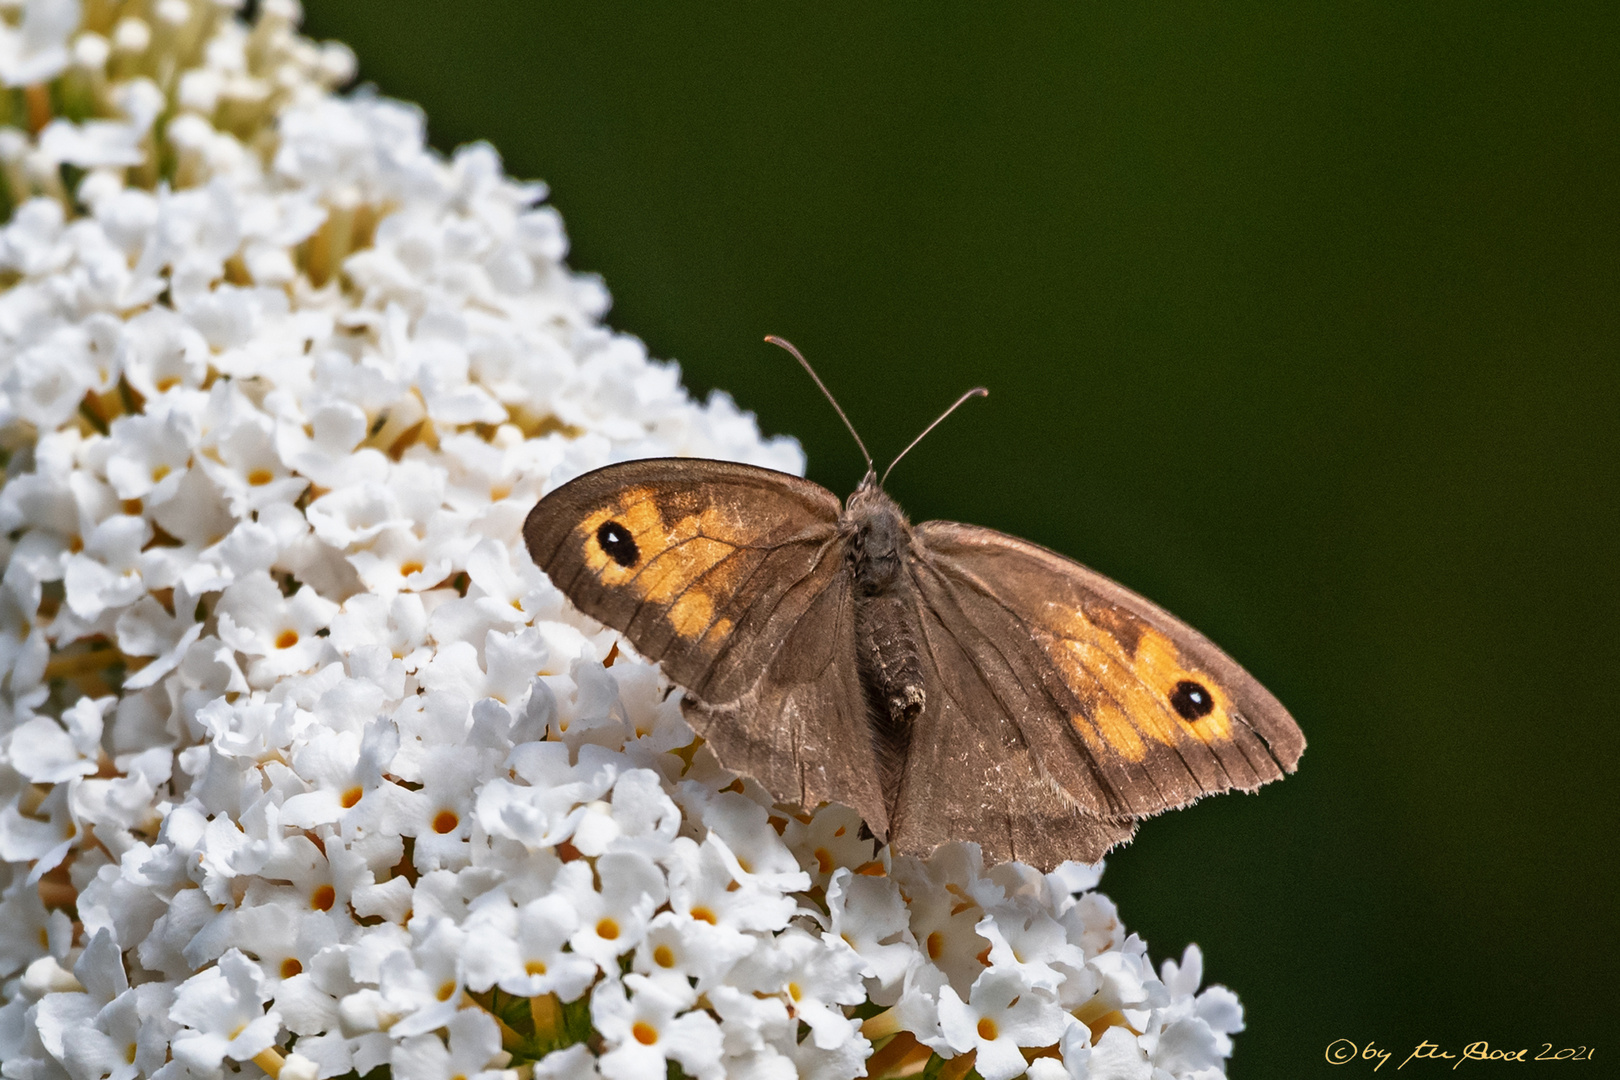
<box><xmin>524</xmin><ymin>460</ymin><xmax>836</xmax><ymax>681</ymax></box>
<box><xmin>523</xmin><ymin>459</ymin><xmax>889</xmax><ymax>836</ymax></box>
<box><xmin>912</xmin><ymin>520</ymin><xmax>1305</xmax><ymax>819</ymax></box>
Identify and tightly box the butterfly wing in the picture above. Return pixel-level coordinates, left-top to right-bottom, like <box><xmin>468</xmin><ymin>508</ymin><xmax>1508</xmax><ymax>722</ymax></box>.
<box><xmin>523</xmin><ymin>459</ymin><xmax>888</xmax><ymax>836</ymax></box>
<box><xmin>887</xmin><ymin>570</ymin><xmax>1139</xmax><ymax>867</ymax></box>
<box><xmin>888</xmin><ymin>521</ymin><xmax>1304</xmax><ymax>866</ymax></box>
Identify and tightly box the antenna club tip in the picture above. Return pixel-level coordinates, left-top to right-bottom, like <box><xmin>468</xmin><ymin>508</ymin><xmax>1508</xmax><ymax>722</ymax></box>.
<box><xmin>765</xmin><ymin>333</ymin><xmax>873</xmax><ymax>469</ymax></box>
<box><xmin>879</xmin><ymin>384</ymin><xmax>992</xmax><ymax>486</ymax></box>
<box><xmin>763</xmin><ymin>334</ymin><xmax>804</xmax><ymax>359</ymax></box>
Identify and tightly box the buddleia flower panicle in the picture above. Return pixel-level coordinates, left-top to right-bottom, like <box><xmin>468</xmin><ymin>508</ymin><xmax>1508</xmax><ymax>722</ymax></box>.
<box><xmin>0</xmin><ymin>2</ymin><xmax>1248</xmax><ymax>1077</ymax></box>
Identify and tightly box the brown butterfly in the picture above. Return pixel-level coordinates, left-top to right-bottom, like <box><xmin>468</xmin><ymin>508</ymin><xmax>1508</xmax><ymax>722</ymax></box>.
<box><xmin>524</xmin><ymin>337</ymin><xmax>1304</xmax><ymax>870</ymax></box>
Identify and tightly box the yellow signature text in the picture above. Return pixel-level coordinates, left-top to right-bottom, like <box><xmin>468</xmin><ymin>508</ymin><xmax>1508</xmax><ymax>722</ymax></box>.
<box><xmin>1325</xmin><ymin>1039</ymin><xmax>1596</xmax><ymax>1070</ymax></box>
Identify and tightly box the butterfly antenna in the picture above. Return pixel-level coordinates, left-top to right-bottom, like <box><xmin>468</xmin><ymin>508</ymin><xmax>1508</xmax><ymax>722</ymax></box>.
<box><xmin>880</xmin><ymin>386</ymin><xmax>988</xmax><ymax>487</ymax></box>
<box><xmin>765</xmin><ymin>335</ymin><xmax>874</xmax><ymax>474</ymax></box>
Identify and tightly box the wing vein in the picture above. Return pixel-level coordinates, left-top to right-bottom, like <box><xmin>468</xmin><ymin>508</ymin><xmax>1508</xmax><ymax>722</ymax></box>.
<box><xmin>910</xmin><ymin>556</ymin><xmax>1131</xmax><ymax>814</ymax></box>
<box><xmin>924</xmin><ymin>551</ymin><xmax>1256</xmax><ymax>809</ymax></box>
<box><xmin>701</xmin><ymin>536</ymin><xmax>846</xmax><ymax>697</ymax></box>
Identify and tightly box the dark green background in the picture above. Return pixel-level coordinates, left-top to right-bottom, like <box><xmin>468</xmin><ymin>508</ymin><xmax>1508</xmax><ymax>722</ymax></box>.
<box><xmin>302</xmin><ymin>3</ymin><xmax>1618</xmax><ymax>1075</ymax></box>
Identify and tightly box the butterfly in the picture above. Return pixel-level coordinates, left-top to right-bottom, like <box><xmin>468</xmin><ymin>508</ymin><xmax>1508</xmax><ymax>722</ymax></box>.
<box><xmin>524</xmin><ymin>337</ymin><xmax>1304</xmax><ymax>870</ymax></box>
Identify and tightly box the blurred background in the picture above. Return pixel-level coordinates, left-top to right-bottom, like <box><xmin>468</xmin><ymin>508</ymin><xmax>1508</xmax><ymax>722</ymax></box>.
<box><xmin>302</xmin><ymin>3</ymin><xmax>1617</xmax><ymax>1075</ymax></box>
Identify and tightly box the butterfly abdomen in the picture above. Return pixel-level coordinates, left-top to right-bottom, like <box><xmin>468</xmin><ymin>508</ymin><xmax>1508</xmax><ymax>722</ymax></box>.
<box><xmin>845</xmin><ymin>485</ymin><xmax>928</xmax><ymax>782</ymax></box>
<box><xmin>856</xmin><ymin>589</ymin><xmax>926</xmax><ymax>720</ymax></box>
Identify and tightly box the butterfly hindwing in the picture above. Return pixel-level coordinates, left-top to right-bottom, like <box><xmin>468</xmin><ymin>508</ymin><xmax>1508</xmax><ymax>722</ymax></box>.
<box><xmin>912</xmin><ymin>521</ymin><xmax>1305</xmax><ymax>821</ymax></box>
<box><xmin>523</xmin><ymin>459</ymin><xmax>889</xmax><ymax>836</ymax></box>
<box><xmin>890</xmin><ymin>556</ymin><xmax>1137</xmax><ymax>866</ymax></box>
<box><xmin>683</xmin><ymin>554</ymin><xmax>890</xmax><ymax>839</ymax></box>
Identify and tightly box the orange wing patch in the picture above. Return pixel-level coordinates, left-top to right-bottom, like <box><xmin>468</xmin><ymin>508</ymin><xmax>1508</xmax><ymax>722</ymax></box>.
<box><xmin>1089</xmin><ymin>701</ymin><xmax>1148</xmax><ymax>762</ymax></box>
<box><xmin>1042</xmin><ymin>604</ymin><xmax>1235</xmax><ymax>758</ymax></box>
<box><xmin>667</xmin><ymin>588</ymin><xmax>715</xmax><ymax>639</ymax></box>
<box><xmin>1133</xmin><ymin>628</ymin><xmax>1235</xmax><ymax>744</ymax></box>
<box><xmin>575</xmin><ymin>491</ymin><xmax>753</xmax><ymax>642</ymax></box>
<box><xmin>639</xmin><ymin>537</ymin><xmax>733</xmax><ymax>602</ymax></box>
<box><xmin>698</xmin><ymin>617</ymin><xmax>734</xmax><ymax>651</ymax></box>
<box><xmin>578</xmin><ymin>487</ymin><xmax>662</xmax><ymax>583</ymax></box>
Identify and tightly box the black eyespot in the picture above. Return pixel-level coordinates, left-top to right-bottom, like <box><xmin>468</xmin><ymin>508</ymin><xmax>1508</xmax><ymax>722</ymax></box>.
<box><xmin>595</xmin><ymin>520</ymin><xmax>639</xmax><ymax>567</ymax></box>
<box><xmin>1169</xmin><ymin>679</ymin><xmax>1215</xmax><ymax>720</ymax></box>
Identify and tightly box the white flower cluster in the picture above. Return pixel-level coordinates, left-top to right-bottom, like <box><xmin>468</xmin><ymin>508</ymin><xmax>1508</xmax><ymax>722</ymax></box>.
<box><xmin>0</xmin><ymin>2</ymin><xmax>1248</xmax><ymax>1078</ymax></box>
